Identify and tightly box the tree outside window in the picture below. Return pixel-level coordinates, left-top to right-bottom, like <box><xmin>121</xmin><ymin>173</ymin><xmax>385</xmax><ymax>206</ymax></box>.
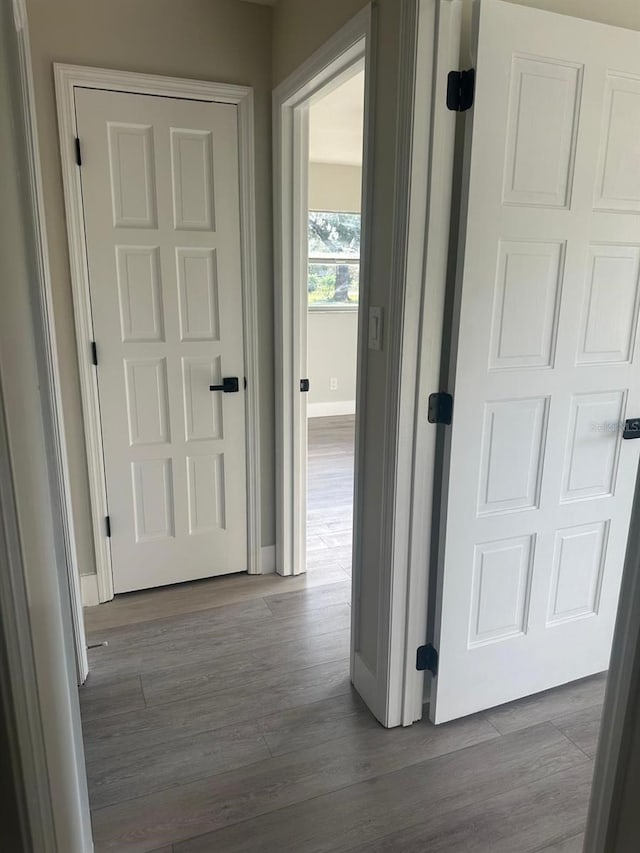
<box><xmin>308</xmin><ymin>211</ymin><xmax>361</xmax><ymax>308</ymax></box>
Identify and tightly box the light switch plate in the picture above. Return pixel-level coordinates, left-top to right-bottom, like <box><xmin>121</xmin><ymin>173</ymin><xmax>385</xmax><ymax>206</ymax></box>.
<box><xmin>368</xmin><ymin>306</ymin><xmax>383</xmax><ymax>351</ymax></box>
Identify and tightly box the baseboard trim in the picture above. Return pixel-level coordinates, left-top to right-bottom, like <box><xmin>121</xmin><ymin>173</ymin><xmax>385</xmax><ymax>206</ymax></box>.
<box><xmin>308</xmin><ymin>400</ymin><xmax>356</xmax><ymax>418</ymax></box>
<box><xmin>82</xmin><ymin>549</ymin><xmax>277</xmax><ymax>603</ymax></box>
<box><xmin>260</xmin><ymin>545</ymin><xmax>276</xmax><ymax>574</ymax></box>
<box><xmin>80</xmin><ymin>574</ymin><xmax>100</xmax><ymax>607</ymax></box>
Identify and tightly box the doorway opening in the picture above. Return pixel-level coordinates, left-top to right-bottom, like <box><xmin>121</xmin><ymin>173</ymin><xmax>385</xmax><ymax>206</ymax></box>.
<box><xmin>305</xmin><ymin>71</ymin><xmax>364</xmax><ymax>588</ymax></box>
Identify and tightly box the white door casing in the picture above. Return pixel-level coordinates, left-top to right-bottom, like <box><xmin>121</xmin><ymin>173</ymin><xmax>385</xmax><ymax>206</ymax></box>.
<box><xmin>431</xmin><ymin>0</ymin><xmax>640</xmax><ymax>723</ymax></box>
<box><xmin>76</xmin><ymin>88</ymin><xmax>248</xmax><ymax>593</ymax></box>
<box><xmin>273</xmin><ymin>16</ymin><xmax>368</xmax><ymax>580</ymax></box>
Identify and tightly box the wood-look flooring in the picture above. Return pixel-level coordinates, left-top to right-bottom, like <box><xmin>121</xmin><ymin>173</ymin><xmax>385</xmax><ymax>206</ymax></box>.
<box><xmin>80</xmin><ymin>416</ymin><xmax>603</xmax><ymax>852</ymax></box>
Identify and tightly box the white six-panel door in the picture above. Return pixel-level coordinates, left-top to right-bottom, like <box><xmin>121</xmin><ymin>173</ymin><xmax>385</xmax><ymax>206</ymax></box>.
<box><xmin>76</xmin><ymin>88</ymin><xmax>247</xmax><ymax>593</ymax></box>
<box><xmin>431</xmin><ymin>0</ymin><xmax>640</xmax><ymax>723</ymax></box>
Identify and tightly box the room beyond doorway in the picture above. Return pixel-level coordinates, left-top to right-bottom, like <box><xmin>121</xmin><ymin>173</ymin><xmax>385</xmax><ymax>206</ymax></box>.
<box><xmin>303</xmin><ymin>68</ymin><xmax>363</xmax><ymax>592</ymax></box>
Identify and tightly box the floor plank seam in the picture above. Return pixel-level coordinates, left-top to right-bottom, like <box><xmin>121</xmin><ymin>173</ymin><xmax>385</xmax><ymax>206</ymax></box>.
<box><xmin>87</xmin><ymin>741</ymin><xmax>283</xmax><ymax>816</ymax></box>
<box><xmin>89</xmin><ymin>714</ymin><xmax>497</xmax><ymax>840</ymax></box>
<box><xmin>138</xmin><ymin>673</ymin><xmax>149</xmax><ymax>709</ymax></box>
<box><xmin>336</xmin><ymin>758</ymin><xmax>593</xmax><ymax>853</ymax></box>
<box><xmin>548</xmin><ymin>719</ymin><xmax>598</xmax><ymax>763</ymax></box>
<box><xmin>86</xmin><ymin>687</ymin><xmax>371</xmax><ymax>811</ymax></box>
<box><xmin>166</xmin><ymin>737</ymin><xmax>592</xmax><ymax>853</ymax></box>
<box><xmin>528</xmin><ymin>830</ymin><xmax>586</xmax><ymax>853</ymax></box>
<box><xmin>85</xmin><ymin>656</ymin><xmax>352</xmax><ymax>723</ymax></box>
<box><xmin>480</xmin><ymin>712</ymin><xmax>504</xmax><ymax>737</ymax></box>
<box><xmin>127</xmin><ymin>659</ymin><xmax>352</xmax><ymax>715</ymax></box>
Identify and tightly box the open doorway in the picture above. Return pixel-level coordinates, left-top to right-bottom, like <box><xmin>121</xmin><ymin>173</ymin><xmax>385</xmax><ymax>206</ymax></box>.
<box><xmin>305</xmin><ymin>71</ymin><xmax>364</xmax><ymax>586</ymax></box>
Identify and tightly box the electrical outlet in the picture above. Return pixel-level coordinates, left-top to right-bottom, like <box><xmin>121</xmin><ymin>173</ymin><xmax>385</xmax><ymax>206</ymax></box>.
<box><xmin>330</xmin><ymin>377</ymin><xmax>338</xmax><ymax>391</ymax></box>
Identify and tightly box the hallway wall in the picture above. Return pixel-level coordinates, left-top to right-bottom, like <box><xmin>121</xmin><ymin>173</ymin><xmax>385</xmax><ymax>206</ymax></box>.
<box><xmin>25</xmin><ymin>0</ymin><xmax>275</xmax><ymax>585</ymax></box>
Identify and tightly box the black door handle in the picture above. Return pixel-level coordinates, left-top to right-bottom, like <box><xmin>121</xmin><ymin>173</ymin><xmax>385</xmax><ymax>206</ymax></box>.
<box><xmin>300</xmin><ymin>379</ymin><xmax>310</xmax><ymax>392</ymax></box>
<box><xmin>210</xmin><ymin>377</ymin><xmax>239</xmax><ymax>393</ymax></box>
<box><xmin>623</xmin><ymin>418</ymin><xmax>640</xmax><ymax>439</ymax></box>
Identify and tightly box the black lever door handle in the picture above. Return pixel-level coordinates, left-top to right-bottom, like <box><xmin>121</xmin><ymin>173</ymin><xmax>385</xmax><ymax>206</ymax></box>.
<box><xmin>623</xmin><ymin>418</ymin><xmax>640</xmax><ymax>439</ymax></box>
<box><xmin>210</xmin><ymin>377</ymin><xmax>239</xmax><ymax>393</ymax></box>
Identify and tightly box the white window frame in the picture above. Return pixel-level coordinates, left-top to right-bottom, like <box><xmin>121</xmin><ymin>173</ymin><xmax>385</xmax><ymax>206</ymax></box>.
<box><xmin>307</xmin><ymin>208</ymin><xmax>362</xmax><ymax>311</ymax></box>
<box><xmin>307</xmin><ymin>260</ymin><xmax>361</xmax><ymax>312</ymax></box>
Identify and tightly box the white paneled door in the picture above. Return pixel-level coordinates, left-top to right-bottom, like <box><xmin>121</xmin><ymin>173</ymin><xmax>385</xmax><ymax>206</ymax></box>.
<box><xmin>431</xmin><ymin>0</ymin><xmax>640</xmax><ymax>722</ymax></box>
<box><xmin>76</xmin><ymin>89</ymin><xmax>247</xmax><ymax>593</ymax></box>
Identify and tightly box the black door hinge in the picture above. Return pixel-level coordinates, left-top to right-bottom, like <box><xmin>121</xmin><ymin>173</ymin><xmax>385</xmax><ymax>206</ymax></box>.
<box><xmin>91</xmin><ymin>341</ymin><xmax>98</xmax><ymax>366</ymax></box>
<box><xmin>75</xmin><ymin>137</ymin><xmax>82</xmax><ymax>167</ymax></box>
<box><xmin>300</xmin><ymin>378</ymin><xmax>310</xmax><ymax>392</ymax></box>
<box><xmin>416</xmin><ymin>643</ymin><xmax>438</xmax><ymax>675</ymax></box>
<box><xmin>105</xmin><ymin>515</ymin><xmax>111</xmax><ymax>538</ymax></box>
<box><xmin>428</xmin><ymin>391</ymin><xmax>453</xmax><ymax>425</ymax></box>
<box><xmin>447</xmin><ymin>69</ymin><xmax>475</xmax><ymax>111</ymax></box>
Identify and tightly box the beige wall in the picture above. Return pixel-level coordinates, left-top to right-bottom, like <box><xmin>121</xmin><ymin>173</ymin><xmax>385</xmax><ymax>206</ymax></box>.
<box><xmin>26</xmin><ymin>0</ymin><xmax>274</xmax><ymax>577</ymax></box>
<box><xmin>308</xmin><ymin>311</ymin><xmax>359</xmax><ymax>415</ymax></box>
<box><xmin>272</xmin><ymin>0</ymin><xmax>368</xmax><ymax>86</ymax></box>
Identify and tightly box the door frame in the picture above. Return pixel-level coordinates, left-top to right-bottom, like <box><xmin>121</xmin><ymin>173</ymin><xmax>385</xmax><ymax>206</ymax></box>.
<box><xmin>273</xmin><ymin>0</ymin><xmax>461</xmax><ymax>726</ymax></box>
<box><xmin>9</xmin><ymin>7</ymin><xmax>88</xmax><ymax>681</ymax></box>
<box><xmin>2</xmin><ymin>1</ymin><xmax>93</xmax><ymax>846</ymax></box>
<box><xmin>272</xmin><ymin>7</ymin><xmax>371</xmax><ymax>579</ymax></box>
<box><xmin>54</xmin><ymin>65</ymin><xmax>262</xmax><ymax>603</ymax></box>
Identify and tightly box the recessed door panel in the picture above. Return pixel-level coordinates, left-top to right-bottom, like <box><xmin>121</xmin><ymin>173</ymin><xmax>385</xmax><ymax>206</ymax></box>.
<box><xmin>187</xmin><ymin>454</ymin><xmax>226</xmax><ymax>534</ymax></box>
<box><xmin>477</xmin><ymin>397</ymin><xmax>548</xmax><ymax>515</ymax></box>
<box><xmin>171</xmin><ymin>129</ymin><xmax>215</xmax><ymax>231</ymax></box>
<box><xmin>177</xmin><ymin>248</ymin><xmax>220</xmax><ymax>341</ymax></box>
<box><xmin>503</xmin><ymin>55</ymin><xmax>581</xmax><ymax>208</ymax></box>
<box><xmin>132</xmin><ymin>458</ymin><xmax>174</xmax><ymax>542</ymax></box>
<box><xmin>124</xmin><ymin>358</ymin><xmax>170</xmax><ymax>446</ymax></box>
<box><xmin>561</xmin><ymin>391</ymin><xmax>625</xmax><ymax>502</ymax></box>
<box><xmin>116</xmin><ymin>246</ymin><xmax>164</xmax><ymax>342</ymax></box>
<box><xmin>595</xmin><ymin>73</ymin><xmax>640</xmax><ymax>212</ymax></box>
<box><xmin>489</xmin><ymin>241</ymin><xmax>563</xmax><ymax>370</ymax></box>
<box><xmin>577</xmin><ymin>245</ymin><xmax>640</xmax><ymax>365</ymax></box>
<box><xmin>107</xmin><ymin>123</ymin><xmax>157</xmax><ymax>228</ymax></box>
<box><xmin>182</xmin><ymin>357</ymin><xmax>223</xmax><ymax>442</ymax></box>
<box><xmin>469</xmin><ymin>535</ymin><xmax>535</xmax><ymax>646</ymax></box>
<box><xmin>547</xmin><ymin>521</ymin><xmax>609</xmax><ymax>625</ymax></box>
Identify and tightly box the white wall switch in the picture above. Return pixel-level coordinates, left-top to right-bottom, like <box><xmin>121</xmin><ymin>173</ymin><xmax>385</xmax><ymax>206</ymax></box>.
<box><xmin>368</xmin><ymin>306</ymin><xmax>383</xmax><ymax>351</ymax></box>
<box><xmin>330</xmin><ymin>377</ymin><xmax>338</xmax><ymax>391</ymax></box>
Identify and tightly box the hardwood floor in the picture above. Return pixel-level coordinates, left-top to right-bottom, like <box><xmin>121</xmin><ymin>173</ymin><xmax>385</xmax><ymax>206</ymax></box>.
<box><xmin>306</xmin><ymin>415</ymin><xmax>355</xmax><ymax>576</ymax></box>
<box><xmin>80</xmin><ymin>415</ymin><xmax>603</xmax><ymax>852</ymax></box>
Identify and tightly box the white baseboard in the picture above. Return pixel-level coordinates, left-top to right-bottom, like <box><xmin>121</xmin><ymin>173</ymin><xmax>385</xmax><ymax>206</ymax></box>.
<box><xmin>82</xmin><ymin>549</ymin><xmax>277</xmax><ymax>604</ymax></box>
<box><xmin>308</xmin><ymin>400</ymin><xmax>356</xmax><ymax>418</ymax></box>
<box><xmin>80</xmin><ymin>573</ymin><xmax>100</xmax><ymax>607</ymax></box>
<box><xmin>260</xmin><ymin>545</ymin><xmax>276</xmax><ymax>574</ymax></box>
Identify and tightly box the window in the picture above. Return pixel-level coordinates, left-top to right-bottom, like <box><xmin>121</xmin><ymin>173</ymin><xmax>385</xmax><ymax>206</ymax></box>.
<box><xmin>308</xmin><ymin>211</ymin><xmax>360</xmax><ymax>308</ymax></box>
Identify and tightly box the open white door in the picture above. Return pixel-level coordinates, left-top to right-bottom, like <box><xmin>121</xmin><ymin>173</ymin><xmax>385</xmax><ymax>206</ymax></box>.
<box><xmin>431</xmin><ymin>0</ymin><xmax>640</xmax><ymax>723</ymax></box>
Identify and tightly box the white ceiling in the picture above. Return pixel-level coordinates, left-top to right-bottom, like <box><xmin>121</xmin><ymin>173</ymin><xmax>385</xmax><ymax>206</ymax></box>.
<box><xmin>309</xmin><ymin>71</ymin><xmax>365</xmax><ymax>167</ymax></box>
